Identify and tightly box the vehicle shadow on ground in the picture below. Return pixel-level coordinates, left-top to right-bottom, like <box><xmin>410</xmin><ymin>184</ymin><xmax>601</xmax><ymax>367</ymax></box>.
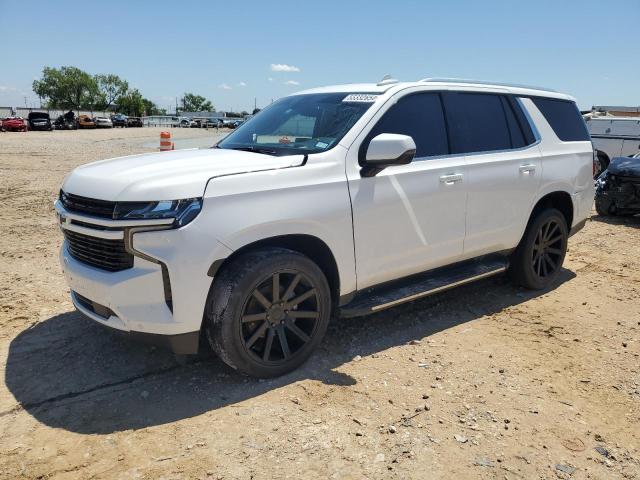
<box><xmin>590</xmin><ymin>213</ymin><xmax>640</xmax><ymax>228</ymax></box>
<box><xmin>4</xmin><ymin>270</ymin><xmax>575</xmax><ymax>434</ymax></box>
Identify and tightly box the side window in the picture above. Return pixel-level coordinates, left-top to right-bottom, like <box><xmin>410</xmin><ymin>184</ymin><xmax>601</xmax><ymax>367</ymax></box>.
<box><xmin>500</xmin><ymin>96</ymin><xmax>526</xmax><ymax>148</ymax></box>
<box><xmin>507</xmin><ymin>96</ymin><xmax>536</xmax><ymax>145</ymax></box>
<box><xmin>365</xmin><ymin>92</ymin><xmax>448</xmax><ymax>159</ymax></box>
<box><xmin>443</xmin><ymin>92</ymin><xmax>512</xmax><ymax>154</ymax></box>
<box><xmin>531</xmin><ymin>97</ymin><xmax>590</xmax><ymax>142</ymax></box>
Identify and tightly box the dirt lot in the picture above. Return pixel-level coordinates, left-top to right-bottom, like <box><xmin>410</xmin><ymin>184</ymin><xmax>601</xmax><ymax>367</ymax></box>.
<box><xmin>0</xmin><ymin>128</ymin><xmax>639</xmax><ymax>479</ymax></box>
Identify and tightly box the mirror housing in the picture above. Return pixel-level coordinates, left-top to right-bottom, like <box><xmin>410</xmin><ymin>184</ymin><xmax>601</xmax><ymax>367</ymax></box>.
<box><xmin>361</xmin><ymin>133</ymin><xmax>416</xmax><ymax>177</ymax></box>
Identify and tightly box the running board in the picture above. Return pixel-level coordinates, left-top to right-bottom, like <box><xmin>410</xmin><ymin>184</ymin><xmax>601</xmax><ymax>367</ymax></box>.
<box><xmin>340</xmin><ymin>255</ymin><xmax>508</xmax><ymax>318</ymax></box>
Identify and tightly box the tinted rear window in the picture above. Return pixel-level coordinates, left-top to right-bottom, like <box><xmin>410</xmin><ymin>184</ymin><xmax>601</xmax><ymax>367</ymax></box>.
<box><xmin>443</xmin><ymin>92</ymin><xmax>512</xmax><ymax>154</ymax></box>
<box><xmin>366</xmin><ymin>92</ymin><xmax>448</xmax><ymax>159</ymax></box>
<box><xmin>531</xmin><ymin>98</ymin><xmax>590</xmax><ymax>141</ymax></box>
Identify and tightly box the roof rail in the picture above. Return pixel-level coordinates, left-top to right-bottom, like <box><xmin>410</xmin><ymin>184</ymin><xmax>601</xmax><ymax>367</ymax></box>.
<box><xmin>419</xmin><ymin>77</ymin><xmax>557</xmax><ymax>93</ymax></box>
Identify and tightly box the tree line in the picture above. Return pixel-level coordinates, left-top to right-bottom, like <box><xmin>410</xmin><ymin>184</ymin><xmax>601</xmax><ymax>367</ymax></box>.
<box><xmin>32</xmin><ymin>66</ymin><xmax>216</xmax><ymax>117</ymax></box>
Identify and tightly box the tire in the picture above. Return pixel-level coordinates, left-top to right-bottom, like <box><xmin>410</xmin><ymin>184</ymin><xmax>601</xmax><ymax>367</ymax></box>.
<box><xmin>204</xmin><ymin>247</ymin><xmax>331</xmax><ymax>378</ymax></box>
<box><xmin>595</xmin><ymin>196</ymin><xmax>613</xmax><ymax>216</ymax></box>
<box><xmin>509</xmin><ymin>208</ymin><xmax>568</xmax><ymax>290</ymax></box>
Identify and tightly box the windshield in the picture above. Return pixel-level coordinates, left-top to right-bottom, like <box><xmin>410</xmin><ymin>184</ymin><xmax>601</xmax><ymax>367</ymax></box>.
<box><xmin>217</xmin><ymin>93</ymin><xmax>376</xmax><ymax>155</ymax></box>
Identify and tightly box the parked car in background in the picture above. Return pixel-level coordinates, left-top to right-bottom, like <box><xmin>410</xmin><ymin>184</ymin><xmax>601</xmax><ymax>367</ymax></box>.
<box><xmin>27</xmin><ymin>112</ymin><xmax>53</xmax><ymax>131</ymax></box>
<box><xmin>204</xmin><ymin>118</ymin><xmax>221</xmax><ymax>128</ymax></box>
<box><xmin>2</xmin><ymin>117</ymin><xmax>28</xmax><ymax>132</ymax></box>
<box><xmin>179</xmin><ymin>118</ymin><xmax>194</xmax><ymax>128</ymax></box>
<box><xmin>190</xmin><ymin>119</ymin><xmax>203</xmax><ymax>128</ymax></box>
<box><xmin>77</xmin><ymin>115</ymin><xmax>96</xmax><ymax>129</ymax></box>
<box><xmin>95</xmin><ymin>117</ymin><xmax>113</xmax><ymax>128</ymax></box>
<box><xmin>56</xmin><ymin>78</ymin><xmax>593</xmax><ymax>378</ymax></box>
<box><xmin>126</xmin><ymin>117</ymin><xmax>143</xmax><ymax>128</ymax></box>
<box><xmin>586</xmin><ymin>117</ymin><xmax>640</xmax><ymax>178</ymax></box>
<box><xmin>111</xmin><ymin>114</ymin><xmax>128</xmax><ymax>128</ymax></box>
<box><xmin>595</xmin><ymin>155</ymin><xmax>640</xmax><ymax>217</ymax></box>
<box><xmin>54</xmin><ymin>111</ymin><xmax>78</xmax><ymax>130</ymax></box>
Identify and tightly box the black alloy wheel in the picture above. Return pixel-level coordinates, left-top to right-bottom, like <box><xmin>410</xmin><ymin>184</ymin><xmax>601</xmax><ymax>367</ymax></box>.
<box><xmin>531</xmin><ymin>218</ymin><xmax>564</xmax><ymax>279</ymax></box>
<box><xmin>509</xmin><ymin>208</ymin><xmax>568</xmax><ymax>290</ymax></box>
<box><xmin>241</xmin><ymin>270</ymin><xmax>320</xmax><ymax>364</ymax></box>
<box><xmin>205</xmin><ymin>247</ymin><xmax>331</xmax><ymax>378</ymax></box>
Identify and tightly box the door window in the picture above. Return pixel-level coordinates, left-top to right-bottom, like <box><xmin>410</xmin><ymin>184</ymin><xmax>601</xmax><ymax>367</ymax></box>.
<box><xmin>443</xmin><ymin>92</ymin><xmax>513</xmax><ymax>154</ymax></box>
<box><xmin>364</xmin><ymin>93</ymin><xmax>449</xmax><ymax>160</ymax></box>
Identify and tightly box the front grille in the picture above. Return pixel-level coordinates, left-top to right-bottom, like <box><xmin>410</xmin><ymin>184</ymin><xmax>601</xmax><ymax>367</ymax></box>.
<box><xmin>60</xmin><ymin>191</ymin><xmax>116</xmax><ymax>218</ymax></box>
<box><xmin>64</xmin><ymin>230</ymin><xmax>133</xmax><ymax>272</ymax></box>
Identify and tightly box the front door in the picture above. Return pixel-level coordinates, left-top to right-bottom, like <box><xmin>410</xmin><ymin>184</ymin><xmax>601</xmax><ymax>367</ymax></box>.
<box><xmin>346</xmin><ymin>92</ymin><xmax>467</xmax><ymax>290</ymax></box>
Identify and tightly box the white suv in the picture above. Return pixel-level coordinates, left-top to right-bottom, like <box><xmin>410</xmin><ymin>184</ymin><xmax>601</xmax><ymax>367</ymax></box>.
<box><xmin>56</xmin><ymin>78</ymin><xmax>594</xmax><ymax>377</ymax></box>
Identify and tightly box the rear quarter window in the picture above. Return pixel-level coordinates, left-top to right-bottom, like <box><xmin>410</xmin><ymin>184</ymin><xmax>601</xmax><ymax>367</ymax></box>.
<box><xmin>531</xmin><ymin>98</ymin><xmax>590</xmax><ymax>142</ymax></box>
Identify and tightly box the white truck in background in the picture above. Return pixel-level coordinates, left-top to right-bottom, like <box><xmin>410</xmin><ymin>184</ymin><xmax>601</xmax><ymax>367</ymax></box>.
<box><xmin>586</xmin><ymin>117</ymin><xmax>640</xmax><ymax>176</ymax></box>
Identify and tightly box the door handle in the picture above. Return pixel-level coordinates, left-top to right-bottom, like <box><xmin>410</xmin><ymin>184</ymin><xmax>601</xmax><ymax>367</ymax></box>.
<box><xmin>519</xmin><ymin>164</ymin><xmax>536</xmax><ymax>174</ymax></box>
<box><xmin>439</xmin><ymin>174</ymin><xmax>463</xmax><ymax>185</ymax></box>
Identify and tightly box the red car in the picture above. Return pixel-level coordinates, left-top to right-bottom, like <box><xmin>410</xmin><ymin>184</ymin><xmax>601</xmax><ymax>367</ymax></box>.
<box><xmin>2</xmin><ymin>117</ymin><xmax>28</xmax><ymax>132</ymax></box>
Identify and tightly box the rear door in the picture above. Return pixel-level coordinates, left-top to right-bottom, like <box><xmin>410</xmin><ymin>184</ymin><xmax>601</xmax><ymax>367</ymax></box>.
<box><xmin>442</xmin><ymin>92</ymin><xmax>541</xmax><ymax>257</ymax></box>
<box><xmin>346</xmin><ymin>91</ymin><xmax>467</xmax><ymax>289</ymax></box>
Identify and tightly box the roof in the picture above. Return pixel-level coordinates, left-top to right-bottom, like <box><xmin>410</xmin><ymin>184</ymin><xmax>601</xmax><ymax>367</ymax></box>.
<box><xmin>296</xmin><ymin>78</ymin><xmax>575</xmax><ymax>101</ymax></box>
<box><xmin>592</xmin><ymin>106</ymin><xmax>640</xmax><ymax>113</ymax></box>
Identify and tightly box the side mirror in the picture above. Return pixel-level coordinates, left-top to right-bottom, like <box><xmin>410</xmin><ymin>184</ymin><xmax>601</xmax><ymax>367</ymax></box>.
<box><xmin>361</xmin><ymin>133</ymin><xmax>416</xmax><ymax>177</ymax></box>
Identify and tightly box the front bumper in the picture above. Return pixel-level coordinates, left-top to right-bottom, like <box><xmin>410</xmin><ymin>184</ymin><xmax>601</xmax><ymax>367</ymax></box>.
<box><xmin>56</xmin><ymin>200</ymin><xmax>233</xmax><ymax>354</ymax></box>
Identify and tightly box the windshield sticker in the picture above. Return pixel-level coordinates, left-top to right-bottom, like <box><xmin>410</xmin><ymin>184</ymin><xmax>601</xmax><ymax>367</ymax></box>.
<box><xmin>278</xmin><ymin>136</ymin><xmax>291</xmax><ymax>144</ymax></box>
<box><xmin>342</xmin><ymin>94</ymin><xmax>379</xmax><ymax>103</ymax></box>
<box><xmin>315</xmin><ymin>141</ymin><xmax>329</xmax><ymax>149</ymax></box>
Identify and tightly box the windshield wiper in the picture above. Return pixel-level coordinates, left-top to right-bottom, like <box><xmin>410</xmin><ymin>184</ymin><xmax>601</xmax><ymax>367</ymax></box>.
<box><xmin>224</xmin><ymin>146</ymin><xmax>279</xmax><ymax>156</ymax></box>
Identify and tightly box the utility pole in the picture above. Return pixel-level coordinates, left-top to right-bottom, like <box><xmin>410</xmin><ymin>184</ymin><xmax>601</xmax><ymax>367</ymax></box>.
<box><xmin>24</xmin><ymin>96</ymin><xmax>28</xmax><ymax>108</ymax></box>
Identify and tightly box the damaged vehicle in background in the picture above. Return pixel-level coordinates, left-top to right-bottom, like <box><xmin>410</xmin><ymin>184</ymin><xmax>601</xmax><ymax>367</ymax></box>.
<box><xmin>2</xmin><ymin>117</ymin><xmax>28</xmax><ymax>132</ymax></box>
<box><xmin>127</xmin><ymin>117</ymin><xmax>143</xmax><ymax>128</ymax></box>
<box><xmin>27</xmin><ymin>112</ymin><xmax>53</xmax><ymax>131</ymax></box>
<box><xmin>54</xmin><ymin>111</ymin><xmax>78</xmax><ymax>130</ymax></box>
<box><xmin>595</xmin><ymin>154</ymin><xmax>640</xmax><ymax>217</ymax></box>
<box><xmin>95</xmin><ymin>117</ymin><xmax>113</xmax><ymax>128</ymax></box>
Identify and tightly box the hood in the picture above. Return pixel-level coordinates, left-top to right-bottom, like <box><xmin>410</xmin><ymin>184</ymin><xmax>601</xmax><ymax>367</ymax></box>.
<box><xmin>608</xmin><ymin>156</ymin><xmax>640</xmax><ymax>178</ymax></box>
<box><xmin>28</xmin><ymin>112</ymin><xmax>50</xmax><ymax>120</ymax></box>
<box><xmin>62</xmin><ymin>147</ymin><xmax>306</xmax><ymax>201</ymax></box>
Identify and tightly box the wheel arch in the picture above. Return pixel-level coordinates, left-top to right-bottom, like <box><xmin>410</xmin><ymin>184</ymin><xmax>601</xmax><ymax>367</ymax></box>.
<box><xmin>208</xmin><ymin>234</ymin><xmax>341</xmax><ymax>306</ymax></box>
<box><xmin>526</xmin><ymin>191</ymin><xmax>574</xmax><ymax>233</ymax></box>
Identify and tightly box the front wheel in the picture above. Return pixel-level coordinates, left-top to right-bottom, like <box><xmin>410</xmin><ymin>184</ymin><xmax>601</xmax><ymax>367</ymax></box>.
<box><xmin>509</xmin><ymin>208</ymin><xmax>568</xmax><ymax>290</ymax></box>
<box><xmin>205</xmin><ymin>248</ymin><xmax>331</xmax><ymax>378</ymax></box>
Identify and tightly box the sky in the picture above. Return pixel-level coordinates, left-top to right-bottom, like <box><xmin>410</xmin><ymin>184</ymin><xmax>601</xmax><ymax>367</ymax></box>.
<box><xmin>0</xmin><ymin>0</ymin><xmax>638</xmax><ymax>112</ymax></box>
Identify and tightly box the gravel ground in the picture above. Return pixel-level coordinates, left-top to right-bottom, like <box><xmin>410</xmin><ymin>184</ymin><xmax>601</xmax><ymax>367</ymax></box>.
<box><xmin>0</xmin><ymin>128</ymin><xmax>639</xmax><ymax>479</ymax></box>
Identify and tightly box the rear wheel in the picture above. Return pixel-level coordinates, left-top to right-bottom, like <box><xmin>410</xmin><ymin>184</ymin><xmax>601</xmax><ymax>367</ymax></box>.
<box><xmin>509</xmin><ymin>208</ymin><xmax>568</xmax><ymax>289</ymax></box>
<box><xmin>205</xmin><ymin>247</ymin><xmax>331</xmax><ymax>378</ymax></box>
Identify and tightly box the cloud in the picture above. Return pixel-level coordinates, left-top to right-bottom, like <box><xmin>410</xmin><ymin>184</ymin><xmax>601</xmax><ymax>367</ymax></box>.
<box><xmin>237</xmin><ymin>82</ymin><xmax>247</xmax><ymax>87</ymax></box>
<box><xmin>218</xmin><ymin>83</ymin><xmax>232</xmax><ymax>90</ymax></box>
<box><xmin>267</xmin><ymin>77</ymin><xmax>274</xmax><ymax>82</ymax></box>
<box><xmin>0</xmin><ymin>85</ymin><xmax>16</xmax><ymax>92</ymax></box>
<box><xmin>284</xmin><ymin>80</ymin><xmax>300</xmax><ymax>86</ymax></box>
<box><xmin>271</xmin><ymin>63</ymin><xmax>300</xmax><ymax>72</ymax></box>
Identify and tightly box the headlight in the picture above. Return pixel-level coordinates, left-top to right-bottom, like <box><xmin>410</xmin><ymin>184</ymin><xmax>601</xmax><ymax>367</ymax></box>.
<box><xmin>114</xmin><ymin>198</ymin><xmax>202</xmax><ymax>227</ymax></box>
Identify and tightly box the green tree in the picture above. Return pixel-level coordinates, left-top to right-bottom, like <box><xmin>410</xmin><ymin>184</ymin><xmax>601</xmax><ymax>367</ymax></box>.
<box><xmin>94</xmin><ymin>74</ymin><xmax>129</xmax><ymax>111</ymax></box>
<box><xmin>180</xmin><ymin>92</ymin><xmax>214</xmax><ymax>112</ymax></box>
<box><xmin>141</xmin><ymin>98</ymin><xmax>166</xmax><ymax>116</ymax></box>
<box><xmin>32</xmin><ymin>66</ymin><xmax>98</xmax><ymax>110</ymax></box>
<box><xmin>117</xmin><ymin>89</ymin><xmax>145</xmax><ymax>116</ymax></box>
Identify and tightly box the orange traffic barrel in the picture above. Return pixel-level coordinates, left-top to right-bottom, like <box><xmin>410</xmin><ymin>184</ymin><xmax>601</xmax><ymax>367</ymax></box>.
<box><xmin>160</xmin><ymin>131</ymin><xmax>174</xmax><ymax>151</ymax></box>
